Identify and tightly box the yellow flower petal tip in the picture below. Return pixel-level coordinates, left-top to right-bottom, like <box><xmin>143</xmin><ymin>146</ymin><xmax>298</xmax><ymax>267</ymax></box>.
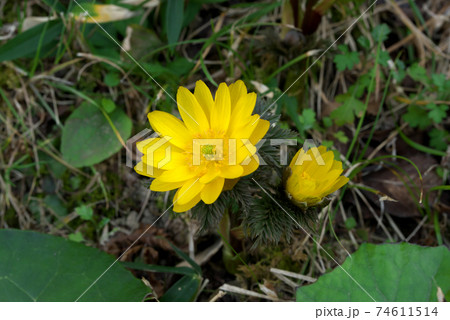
<box><xmin>285</xmin><ymin>146</ymin><xmax>349</xmax><ymax>207</ymax></box>
<box><xmin>135</xmin><ymin>81</ymin><xmax>270</xmax><ymax>212</ymax></box>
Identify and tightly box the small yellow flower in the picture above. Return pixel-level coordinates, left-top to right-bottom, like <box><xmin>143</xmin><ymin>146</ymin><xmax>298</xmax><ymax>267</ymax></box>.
<box><xmin>135</xmin><ymin>80</ymin><xmax>270</xmax><ymax>212</ymax></box>
<box><xmin>285</xmin><ymin>146</ymin><xmax>349</xmax><ymax>206</ymax></box>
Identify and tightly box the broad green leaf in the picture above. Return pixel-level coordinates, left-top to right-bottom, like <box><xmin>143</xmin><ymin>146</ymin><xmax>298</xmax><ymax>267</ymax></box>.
<box><xmin>159</xmin><ymin>274</ymin><xmax>202</xmax><ymax>302</ymax></box>
<box><xmin>165</xmin><ymin>0</ymin><xmax>184</xmax><ymax>48</ymax></box>
<box><xmin>0</xmin><ymin>229</ymin><xmax>149</xmax><ymax>301</ymax></box>
<box><xmin>0</xmin><ymin>20</ymin><xmax>63</xmax><ymax>62</ymax></box>
<box><xmin>61</xmin><ymin>102</ymin><xmax>132</xmax><ymax>167</ymax></box>
<box><xmin>296</xmin><ymin>243</ymin><xmax>450</xmax><ymax>302</ymax></box>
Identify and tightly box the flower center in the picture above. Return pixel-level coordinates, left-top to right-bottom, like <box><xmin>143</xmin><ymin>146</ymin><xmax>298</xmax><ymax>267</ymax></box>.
<box><xmin>301</xmin><ymin>171</ymin><xmax>312</xmax><ymax>180</ymax></box>
<box><xmin>201</xmin><ymin>144</ymin><xmax>216</xmax><ymax>160</ymax></box>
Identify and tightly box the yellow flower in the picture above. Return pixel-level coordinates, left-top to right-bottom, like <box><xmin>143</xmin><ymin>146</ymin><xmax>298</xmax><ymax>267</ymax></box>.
<box><xmin>135</xmin><ymin>80</ymin><xmax>270</xmax><ymax>212</ymax></box>
<box><xmin>285</xmin><ymin>146</ymin><xmax>349</xmax><ymax>206</ymax></box>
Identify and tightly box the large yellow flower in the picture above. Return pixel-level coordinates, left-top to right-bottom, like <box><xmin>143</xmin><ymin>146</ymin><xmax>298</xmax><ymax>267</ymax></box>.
<box><xmin>135</xmin><ymin>80</ymin><xmax>270</xmax><ymax>212</ymax></box>
<box><xmin>285</xmin><ymin>146</ymin><xmax>349</xmax><ymax>206</ymax></box>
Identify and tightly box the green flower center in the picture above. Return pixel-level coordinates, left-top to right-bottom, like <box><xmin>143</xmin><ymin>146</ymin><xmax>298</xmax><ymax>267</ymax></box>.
<box><xmin>201</xmin><ymin>144</ymin><xmax>216</xmax><ymax>160</ymax></box>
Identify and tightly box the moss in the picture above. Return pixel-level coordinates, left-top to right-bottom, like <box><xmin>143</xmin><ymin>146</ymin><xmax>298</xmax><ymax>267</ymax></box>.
<box><xmin>0</xmin><ymin>65</ymin><xmax>21</xmax><ymax>90</ymax></box>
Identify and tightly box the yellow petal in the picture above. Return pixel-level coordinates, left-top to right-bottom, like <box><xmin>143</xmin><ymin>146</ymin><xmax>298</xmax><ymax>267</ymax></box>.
<box><xmin>194</xmin><ymin>80</ymin><xmax>214</xmax><ymax>119</ymax></box>
<box><xmin>199</xmin><ymin>167</ymin><xmax>220</xmax><ymax>184</ymax></box>
<box><xmin>173</xmin><ymin>193</ymin><xmax>201</xmax><ymax>212</ymax></box>
<box><xmin>309</xmin><ymin>150</ymin><xmax>334</xmax><ymax>178</ymax></box>
<box><xmin>237</xmin><ymin>141</ymin><xmax>257</xmax><ymax>164</ymax></box>
<box><xmin>157</xmin><ymin>166</ymin><xmax>197</xmax><ymax>182</ymax></box>
<box><xmin>134</xmin><ymin>161</ymin><xmax>164</xmax><ymax>178</ymax></box>
<box><xmin>220</xmin><ymin>165</ymin><xmax>244</xmax><ymax>179</ymax></box>
<box><xmin>316</xmin><ymin>169</ymin><xmax>345</xmax><ymax>194</ymax></box>
<box><xmin>177</xmin><ymin>86</ymin><xmax>209</xmax><ymax>133</ymax></box>
<box><xmin>290</xmin><ymin>147</ymin><xmax>320</xmax><ymax>173</ymax></box>
<box><xmin>148</xmin><ymin>111</ymin><xmax>192</xmax><ymax>148</ymax></box>
<box><xmin>321</xmin><ymin>176</ymin><xmax>349</xmax><ymax>198</ymax></box>
<box><xmin>201</xmin><ymin>177</ymin><xmax>225</xmax><ymax>204</ymax></box>
<box><xmin>229</xmin><ymin>114</ymin><xmax>259</xmax><ymax>139</ymax></box>
<box><xmin>139</xmin><ymin>138</ymin><xmax>185</xmax><ymax>170</ymax></box>
<box><xmin>176</xmin><ymin>178</ymin><xmax>204</xmax><ymax>205</ymax></box>
<box><xmin>211</xmin><ymin>83</ymin><xmax>231</xmax><ymax>132</ymax></box>
<box><xmin>241</xmin><ymin>154</ymin><xmax>260</xmax><ymax>175</ymax></box>
<box><xmin>248</xmin><ymin>119</ymin><xmax>270</xmax><ymax>145</ymax></box>
<box><xmin>229</xmin><ymin>93</ymin><xmax>256</xmax><ymax>128</ymax></box>
<box><xmin>150</xmin><ymin>179</ymin><xmax>184</xmax><ymax>192</ymax></box>
<box><xmin>330</xmin><ymin>159</ymin><xmax>343</xmax><ymax>171</ymax></box>
<box><xmin>229</xmin><ymin>80</ymin><xmax>247</xmax><ymax>112</ymax></box>
<box><xmin>136</xmin><ymin>138</ymin><xmax>159</xmax><ymax>153</ymax></box>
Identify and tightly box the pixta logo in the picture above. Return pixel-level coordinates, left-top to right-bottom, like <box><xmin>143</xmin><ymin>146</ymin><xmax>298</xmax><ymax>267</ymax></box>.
<box><xmin>127</xmin><ymin>129</ymin><xmax>325</xmax><ymax>171</ymax></box>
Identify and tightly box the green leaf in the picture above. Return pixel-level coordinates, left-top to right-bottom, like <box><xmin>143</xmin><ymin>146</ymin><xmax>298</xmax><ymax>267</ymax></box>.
<box><xmin>334</xmin><ymin>130</ymin><xmax>349</xmax><ymax>143</ymax></box>
<box><xmin>0</xmin><ymin>20</ymin><xmax>63</xmax><ymax>62</ymax></box>
<box><xmin>426</xmin><ymin>103</ymin><xmax>448</xmax><ymax>124</ymax></box>
<box><xmin>402</xmin><ymin>105</ymin><xmax>432</xmax><ymax>129</ymax></box>
<box><xmin>61</xmin><ymin>102</ymin><xmax>132</xmax><ymax>167</ymax></box>
<box><xmin>378</xmin><ymin>50</ymin><xmax>390</xmax><ymax>67</ymax></box>
<box><xmin>68</xmin><ymin>232</ymin><xmax>84</xmax><ymax>243</ymax></box>
<box><xmin>122</xmin><ymin>261</ymin><xmax>197</xmax><ymax>276</ymax></box>
<box><xmin>41</xmin><ymin>0</ymin><xmax>66</xmax><ymax>12</ymax></box>
<box><xmin>431</xmin><ymin>73</ymin><xmax>445</xmax><ymax>89</ymax></box>
<box><xmin>101</xmin><ymin>98</ymin><xmax>117</xmax><ymax>114</ymax></box>
<box><xmin>371</xmin><ymin>23</ymin><xmax>391</xmax><ymax>42</ymax></box>
<box><xmin>282</xmin><ymin>95</ymin><xmax>302</xmax><ymax>132</ymax></box>
<box><xmin>322</xmin><ymin>116</ymin><xmax>332</xmax><ymax>128</ymax></box>
<box><xmin>393</xmin><ymin>60</ymin><xmax>406</xmax><ymax>83</ymax></box>
<box><xmin>159</xmin><ymin>274</ymin><xmax>201</xmax><ymax>302</ymax></box>
<box><xmin>407</xmin><ymin>63</ymin><xmax>428</xmax><ymax>83</ymax></box>
<box><xmin>167</xmin><ymin>241</ymin><xmax>202</xmax><ymax>275</ymax></box>
<box><xmin>330</xmin><ymin>94</ymin><xmax>365</xmax><ymax>125</ymax></box>
<box><xmin>165</xmin><ymin>0</ymin><xmax>184</xmax><ymax>48</ymax></box>
<box><xmin>299</xmin><ymin>109</ymin><xmax>316</xmax><ymax>130</ymax></box>
<box><xmin>0</xmin><ymin>229</ymin><xmax>148</xmax><ymax>301</ymax></box>
<box><xmin>296</xmin><ymin>243</ymin><xmax>450</xmax><ymax>302</ymax></box>
<box><xmin>43</xmin><ymin>194</ymin><xmax>67</xmax><ymax>217</ymax></box>
<box><xmin>344</xmin><ymin>217</ymin><xmax>356</xmax><ymax>230</ymax></box>
<box><xmin>429</xmin><ymin>129</ymin><xmax>449</xmax><ymax>151</ymax></box>
<box><xmin>357</xmin><ymin>36</ymin><xmax>370</xmax><ymax>49</ymax></box>
<box><xmin>75</xmin><ymin>205</ymin><xmax>94</xmax><ymax>221</ymax></box>
<box><xmin>104</xmin><ymin>72</ymin><xmax>120</xmax><ymax>87</ymax></box>
<box><xmin>334</xmin><ymin>45</ymin><xmax>360</xmax><ymax>71</ymax></box>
